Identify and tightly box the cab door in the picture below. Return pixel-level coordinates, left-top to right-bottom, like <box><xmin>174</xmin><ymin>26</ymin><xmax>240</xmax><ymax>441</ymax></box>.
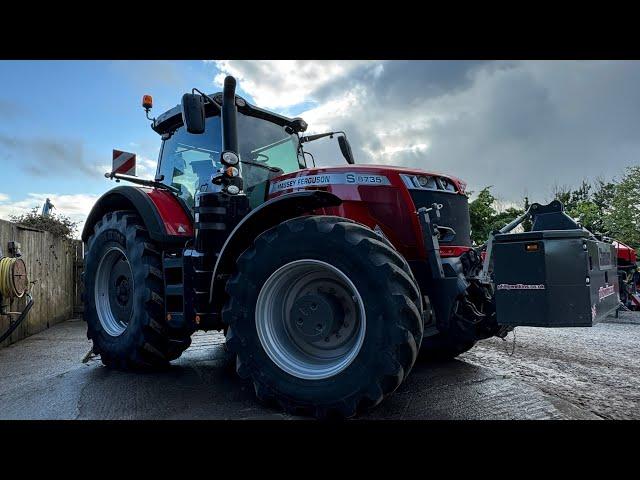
<box><xmin>157</xmin><ymin>116</ymin><xmax>222</xmax><ymax>210</ymax></box>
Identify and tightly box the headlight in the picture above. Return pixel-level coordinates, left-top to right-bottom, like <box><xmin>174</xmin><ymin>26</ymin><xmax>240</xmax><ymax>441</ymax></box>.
<box><xmin>417</xmin><ymin>175</ymin><xmax>436</xmax><ymax>188</ymax></box>
<box><xmin>222</xmin><ymin>151</ymin><xmax>239</xmax><ymax>166</ymax></box>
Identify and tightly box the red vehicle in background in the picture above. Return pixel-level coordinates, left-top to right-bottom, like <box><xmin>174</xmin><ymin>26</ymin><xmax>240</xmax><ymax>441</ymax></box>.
<box><xmin>613</xmin><ymin>240</ymin><xmax>640</xmax><ymax>309</ymax></box>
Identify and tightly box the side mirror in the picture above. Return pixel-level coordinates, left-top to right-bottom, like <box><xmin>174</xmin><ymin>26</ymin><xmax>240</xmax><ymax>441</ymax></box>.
<box><xmin>181</xmin><ymin>93</ymin><xmax>206</xmax><ymax>134</ymax></box>
<box><xmin>338</xmin><ymin>135</ymin><xmax>355</xmax><ymax>164</ymax></box>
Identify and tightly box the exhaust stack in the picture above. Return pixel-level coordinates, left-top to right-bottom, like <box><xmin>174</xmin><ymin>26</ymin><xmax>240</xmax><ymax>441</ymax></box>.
<box><xmin>218</xmin><ymin>76</ymin><xmax>243</xmax><ymax>195</ymax></box>
<box><xmin>221</xmin><ymin>76</ymin><xmax>239</xmax><ymax>154</ymax></box>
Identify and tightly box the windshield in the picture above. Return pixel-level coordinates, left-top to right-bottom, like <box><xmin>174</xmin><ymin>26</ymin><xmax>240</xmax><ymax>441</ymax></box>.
<box><xmin>157</xmin><ymin>113</ymin><xmax>304</xmax><ymax>209</ymax></box>
<box><xmin>236</xmin><ymin>114</ymin><xmax>304</xmax><ymax>192</ymax></box>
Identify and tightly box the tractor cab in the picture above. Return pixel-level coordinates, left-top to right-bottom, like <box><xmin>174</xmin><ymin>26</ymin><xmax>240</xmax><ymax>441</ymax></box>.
<box><xmin>153</xmin><ymin>102</ymin><xmax>306</xmax><ymax>210</ymax></box>
<box><xmin>148</xmin><ymin>89</ymin><xmax>356</xmax><ymax>212</ymax></box>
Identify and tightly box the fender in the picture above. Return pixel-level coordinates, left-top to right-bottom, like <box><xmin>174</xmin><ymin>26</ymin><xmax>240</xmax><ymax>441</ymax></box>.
<box><xmin>209</xmin><ymin>190</ymin><xmax>342</xmax><ymax>304</ymax></box>
<box><xmin>82</xmin><ymin>186</ymin><xmax>193</xmax><ymax>246</ymax></box>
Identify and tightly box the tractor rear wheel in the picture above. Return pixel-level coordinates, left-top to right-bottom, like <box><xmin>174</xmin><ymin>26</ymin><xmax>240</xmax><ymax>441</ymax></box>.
<box><xmin>83</xmin><ymin>211</ymin><xmax>191</xmax><ymax>370</ymax></box>
<box><xmin>222</xmin><ymin>216</ymin><xmax>423</xmax><ymax>418</ymax></box>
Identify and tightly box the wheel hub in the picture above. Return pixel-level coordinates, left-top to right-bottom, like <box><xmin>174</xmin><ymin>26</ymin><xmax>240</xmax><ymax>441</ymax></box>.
<box><xmin>255</xmin><ymin>259</ymin><xmax>367</xmax><ymax>380</ymax></box>
<box><xmin>96</xmin><ymin>247</ymin><xmax>134</xmax><ymax>337</ymax></box>
<box><xmin>115</xmin><ymin>277</ymin><xmax>130</xmax><ymax>306</ymax></box>
<box><xmin>290</xmin><ymin>292</ymin><xmax>344</xmax><ymax>342</ymax></box>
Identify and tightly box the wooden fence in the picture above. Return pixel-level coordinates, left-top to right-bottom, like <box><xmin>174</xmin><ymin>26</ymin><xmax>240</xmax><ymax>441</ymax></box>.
<box><xmin>0</xmin><ymin>218</ymin><xmax>83</xmax><ymax>348</ymax></box>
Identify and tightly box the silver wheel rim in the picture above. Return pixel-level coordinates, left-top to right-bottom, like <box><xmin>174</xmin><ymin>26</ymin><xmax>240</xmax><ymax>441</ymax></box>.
<box><xmin>255</xmin><ymin>259</ymin><xmax>366</xmax><ymax>380</ymax></box>
<box><xmin>95</xmin><ymin>246</ymin><xmax>134</xmax><ymax>337</ymax></box>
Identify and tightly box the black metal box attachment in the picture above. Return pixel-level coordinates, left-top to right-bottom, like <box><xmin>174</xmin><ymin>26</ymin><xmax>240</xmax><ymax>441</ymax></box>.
<box><xmin>493</xmin><ymin>229</ymin><xmax>619</xmax><ymax>327</ymax></box>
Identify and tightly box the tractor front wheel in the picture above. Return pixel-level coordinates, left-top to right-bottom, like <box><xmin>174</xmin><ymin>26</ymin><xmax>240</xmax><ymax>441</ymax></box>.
<box><xmin>223</xmin><ymin>216</ymin><xmax>423</xmax><ymax>418</ymax></box>
<box><xmin>83</xmin><ymin>211</ymin><xmax>191</xmax><ymax>370</ymax></box>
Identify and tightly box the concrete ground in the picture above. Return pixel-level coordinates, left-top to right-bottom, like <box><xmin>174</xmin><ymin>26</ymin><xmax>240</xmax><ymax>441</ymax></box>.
<box><xmin>0</xmin><ymin>316</ymin><xmax>637</xmax><ymax>420</ymax></box>
<box><xmin>461</xmin><ymin>315</ymin><xmax>640</xmax><ymax>420</ymax></box>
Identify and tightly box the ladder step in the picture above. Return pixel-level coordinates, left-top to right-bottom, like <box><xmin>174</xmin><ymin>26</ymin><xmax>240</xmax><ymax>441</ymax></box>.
<box><xmin>165</xmin><ymin>284</ymin><xmax>184</xmax><ymax>296</ymax></box>
<box><xmin>163</xmin><ymin>257</ymin><xmax>183</xmax><ymax>269</ymax></box>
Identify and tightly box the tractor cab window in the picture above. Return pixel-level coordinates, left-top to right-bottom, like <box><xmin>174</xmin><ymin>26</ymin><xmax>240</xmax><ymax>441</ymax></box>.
<box><xmin>158</xmin><ymin>113</ymin><xmax>304</xmax><ymax>210</ymax></box>
<box><xmin>158</xmin><ymin>116</ymin><xmax>222</xmax><ymax>208</ymax></box>
<box><xmin>236</xmin><ymin>114</ymin><xmax>305</xmax><ymax>209</ymax></box>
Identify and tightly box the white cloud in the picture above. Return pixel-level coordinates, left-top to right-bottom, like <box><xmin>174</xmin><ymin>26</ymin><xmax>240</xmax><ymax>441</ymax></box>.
<box><xmin>209</xmin><ymin>60</ymin><xmax>376</xmax><ymax>109</ymax></box>
<box><xmin>202</xmin><ymin>60</ymin><xmax>640</xmax><ymax>204</ymax></box>
<box><xmin>134</xmin><ymin>155</ymin><xmax>158</xmax><ymax>179</ymax></box>
<box><xmin>362</xmin><ymin>143</ymin><xmax>430</xmax><ymax>165</ymax></box>
<box><xmin>0</xmin><ymin>193</ymin><xmax>9</xmax><ymax>202</ymax></box>
<box><xmin>0</xmin><ymin>193</ymin><xmax>101</xmax><ymax>239</ymax></box>
<box><xmin>299</xmin><ymin>87</ymin><xmax>364</xmax><ymax>132</ymax></box>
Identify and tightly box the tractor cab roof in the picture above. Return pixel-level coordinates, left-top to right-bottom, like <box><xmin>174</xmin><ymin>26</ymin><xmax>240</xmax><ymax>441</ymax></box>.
<box><xmin>152</xmin><ymin>92</ymin><xmax>308</xmax><ymax>137</ymax></box>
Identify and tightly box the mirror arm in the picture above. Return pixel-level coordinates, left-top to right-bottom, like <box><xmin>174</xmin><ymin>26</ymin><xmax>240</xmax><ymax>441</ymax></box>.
<box><xmin>192</xmin><ymin>88</ymin><xmax>221</xmax><ymax>111</ymax></box>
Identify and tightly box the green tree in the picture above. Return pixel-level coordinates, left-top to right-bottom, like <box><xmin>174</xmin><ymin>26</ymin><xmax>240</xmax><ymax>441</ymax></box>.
<box><xmin>10</xmin><ymin>207</ymin><xmax>78</xmax><ymax>239</ymax></box>
<box><xmin>552</xmin><ymin>179</ymin><xmax>609</xmax><ymax>235</ymax></box>
<box><xmin>468</xmin><ymin>186</ymin><xmax>524</xmax><ymax>245</ymax></box>
<box><xmin>603</xmin><ymin>166</ymin><xmax>640</xmax><ymax>249</ymax></box>
<box><xmin>550</xmin><ymin>172</ymin><xmax>639</xmax><ymax>248</ymax></box>
<box><xmin>591</xmin><ymin>177</ymin><xmax>617</xmax><ymax>234</ymax></box>
<box><xmin>468</xmin><ymin>187</ymin><xmax>496</xmax><ymax>245</ymax></box>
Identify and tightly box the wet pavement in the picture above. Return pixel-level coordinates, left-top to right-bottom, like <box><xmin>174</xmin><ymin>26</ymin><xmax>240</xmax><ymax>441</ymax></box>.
<box><xmin>0</xmin><ymin>316</ymin><xmax>636</xmax><ymax>420</ymax></box>
<box><xmin>461</xmin><ymin>316</ymin><xmax>640</xmax><ymax>420</ymax></box>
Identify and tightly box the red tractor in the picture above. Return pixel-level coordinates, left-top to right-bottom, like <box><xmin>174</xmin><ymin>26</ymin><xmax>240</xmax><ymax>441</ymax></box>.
<box><xmin>82</xmin><ymin>76</ymin><xmax>619</xmax><ymax>418</ymax></box>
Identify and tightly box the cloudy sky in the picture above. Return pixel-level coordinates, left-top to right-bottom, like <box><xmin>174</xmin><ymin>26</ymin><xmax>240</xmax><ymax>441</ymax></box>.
<box><xmin>0</xmin><ymin>60</ymin><xmax>638</xmax><ymax>235</ymax></box>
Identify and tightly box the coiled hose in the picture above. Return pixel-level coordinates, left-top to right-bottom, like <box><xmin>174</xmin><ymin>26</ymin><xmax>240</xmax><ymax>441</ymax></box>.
<box><xmin>0</xmin><ymin>256</ymin><xmax>26</xmax><ymax>298</ymax></box>
<box><xmin>0</xmin><ymin>256</ymin><xmax>32</xmax><ymax>344</ymax></box>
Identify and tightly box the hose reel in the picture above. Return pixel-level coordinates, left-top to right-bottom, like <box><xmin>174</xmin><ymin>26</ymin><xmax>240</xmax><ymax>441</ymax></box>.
<box><xmin>0</xmin><ymin>250</ymin><xmax>33</xmax><ymax>344</ymax></box>
<box><xmin>0</xmin><ymin>256</ymin><xmax>28</xmax><ymax>299</ymax></box>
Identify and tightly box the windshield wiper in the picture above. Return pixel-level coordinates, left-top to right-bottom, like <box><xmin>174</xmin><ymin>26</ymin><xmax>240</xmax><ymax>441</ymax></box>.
<box><xmin>241</xmin><ymin>159</ymin><xmax>282</xmax><ymax>173</ymax></box>
<box><xmin>105</xmin><ymin>172</ymin><xmax>181</xmax><ymax>194</ymax></box>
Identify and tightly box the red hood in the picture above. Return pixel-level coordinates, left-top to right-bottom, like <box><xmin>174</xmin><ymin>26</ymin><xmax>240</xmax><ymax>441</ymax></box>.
<box><xmin>286</xmin><ymin>164</ymin><xmax>467</xmax><ymax>193</ymax></box>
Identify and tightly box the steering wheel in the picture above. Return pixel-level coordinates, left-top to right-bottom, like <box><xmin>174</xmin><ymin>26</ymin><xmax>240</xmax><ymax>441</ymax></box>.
<box><xmin>253</xmin><ymin>153</ymin><xmax>269</xmax><ymax>164</ymax></box>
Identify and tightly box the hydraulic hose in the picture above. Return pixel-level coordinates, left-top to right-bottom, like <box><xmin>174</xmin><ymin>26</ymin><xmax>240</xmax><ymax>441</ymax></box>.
<box><xmin>0</xmin><ymin>292</ymin><xmax>33</xmax><ymax>344</ymax></box>
<box><xmin>0</xmin><ymin>256</ymin><xmax>26</xmax><ymax>299</ymax></box>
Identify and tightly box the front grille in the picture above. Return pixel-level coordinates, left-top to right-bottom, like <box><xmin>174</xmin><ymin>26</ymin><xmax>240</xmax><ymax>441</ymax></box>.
<box><xmin>409</xmin><ymin>190</ymin><xmax>471</xmax><ymax>246</ymax></box>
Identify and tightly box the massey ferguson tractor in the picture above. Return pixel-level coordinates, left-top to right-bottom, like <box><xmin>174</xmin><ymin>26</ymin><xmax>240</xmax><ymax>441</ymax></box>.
<box><xmin>82</xmin><ymin>76</ymin><xmax>620</xmax><ymax>418</ymax></box>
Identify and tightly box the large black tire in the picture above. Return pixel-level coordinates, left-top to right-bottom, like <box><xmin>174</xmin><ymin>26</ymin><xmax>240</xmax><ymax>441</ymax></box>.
<box><xmin>222</xmin><ymin>216</ymin><xmax>423</xmax><ymax>419</ymax></box>
<box><xmin>418</xmin><ymin>298</ymin><xmax>477</xmax><ymax>361</ymax></box>
<box><xmin>84</xmin><ymin>211</ymin><xmax>191</xmax><ymax>370</ymax></box>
